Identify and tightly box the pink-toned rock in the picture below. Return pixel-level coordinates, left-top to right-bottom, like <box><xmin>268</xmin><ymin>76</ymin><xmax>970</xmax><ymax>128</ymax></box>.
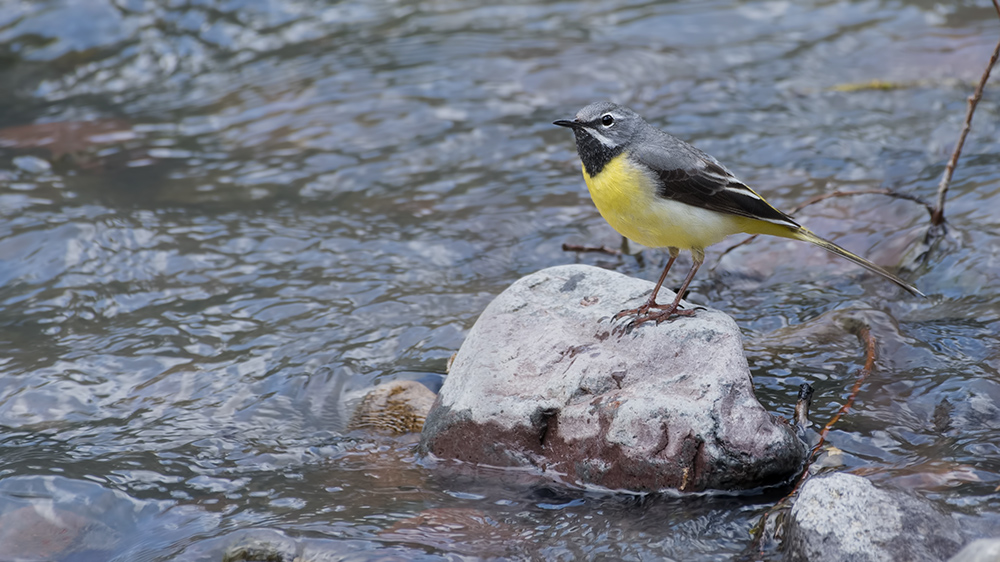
<box><xmin>420</xmin><ymin>264</ymin><xmax>805</xmax><ymax>492</ymax></box>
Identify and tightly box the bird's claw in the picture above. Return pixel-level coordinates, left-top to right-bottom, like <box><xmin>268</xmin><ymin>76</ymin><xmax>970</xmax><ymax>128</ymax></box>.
<box><xmin>610</xmin><ymin>304</ymin><xmax>696</xmax><ymax>336</ymax></box>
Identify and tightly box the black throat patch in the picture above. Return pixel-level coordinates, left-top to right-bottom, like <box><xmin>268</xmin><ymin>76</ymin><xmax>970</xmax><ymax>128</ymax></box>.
<box><xmin>574</xmin><ymin>129</ymin><xmax>622</xmax><ymax>177</ymax></box>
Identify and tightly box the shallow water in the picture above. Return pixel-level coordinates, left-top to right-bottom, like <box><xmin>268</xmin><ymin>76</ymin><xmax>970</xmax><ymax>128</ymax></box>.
<box><xmin>0</xmin><ymin>0</ymin><xmax>999</xmax><ymax>559</ymax></box>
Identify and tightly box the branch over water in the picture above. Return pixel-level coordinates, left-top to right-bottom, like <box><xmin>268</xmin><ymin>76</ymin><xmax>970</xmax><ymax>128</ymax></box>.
<box><xmin>745</xmin><ymin>320</ymin><xmax>879</xmax><ymax>560</ymax></box>
<box><xmin>930</xmin><ymin>0</ymin><xmax>1000</xmax><ymax>227</ymax></box>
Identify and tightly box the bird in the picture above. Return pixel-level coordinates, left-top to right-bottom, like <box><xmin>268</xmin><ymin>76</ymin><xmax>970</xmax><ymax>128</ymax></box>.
<box><xmin>553</xmin><ymin>101</ymin><xmax>923</xmax><ymax>330</ymax></box>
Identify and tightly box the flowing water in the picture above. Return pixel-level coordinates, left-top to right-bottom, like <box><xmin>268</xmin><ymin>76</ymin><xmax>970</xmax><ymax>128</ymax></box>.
<box><xmin>1</xmin><ymin>0</ymin><xmax>999</xmax><ymax>560</ymax></box>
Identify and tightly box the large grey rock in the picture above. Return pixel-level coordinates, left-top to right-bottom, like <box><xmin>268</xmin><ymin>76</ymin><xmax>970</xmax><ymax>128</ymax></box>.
<box><xmin>784</xmin><ymin>472</ymin><xmax>964</xmax><ymax>562</ymax></box>
<box><xmin>420</xmin><ymin>264</ymin><xmax>805</xmax><ymax>492</ymax></box>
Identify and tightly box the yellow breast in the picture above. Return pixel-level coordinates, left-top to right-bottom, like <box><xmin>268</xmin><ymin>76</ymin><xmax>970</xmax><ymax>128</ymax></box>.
<box><xmin>581</xmin><ymin>153</ymin><xmax>749</xmax><ymax>251</ymax></box>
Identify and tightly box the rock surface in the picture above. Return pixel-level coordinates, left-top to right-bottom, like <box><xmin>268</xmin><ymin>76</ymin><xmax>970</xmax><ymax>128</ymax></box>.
<box><xmin>783</xmin><ymin>472</ymin><xmax>964</xmax><ymax>562</ymax></box>
<box><xmin>948</xmin><ymin>538</ymin><xmax>1000</xmax><ymax>562</ymax></box>
<box><xmin>420</xmin><ymin>264</ymin><xmax>805</xmax><ymax>492</ymax></box>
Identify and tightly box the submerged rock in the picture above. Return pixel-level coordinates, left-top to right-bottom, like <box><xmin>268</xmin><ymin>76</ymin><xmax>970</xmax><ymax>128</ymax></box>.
<box><xmin>783</xmin><ymin>472</ymin><xmax>963</xmax><ymax>562</ymax></box>
<box><xmin>381</xmin><ymin>507</ymin><xmax>530</xmax><ymax>558</ymax></box>
<box><xmin>420</xmin><ymin>264</ymin><xmax>805</xmax><ymax>492</ymax></box>
<box><xmin>222</xmin><ymin>529</ymin><xmax>297</xmax><ymax>562</ymax></box>
<box><xmin>0</xmin><ymin>505</ymin><xmax>119</xmax><ymax>560</ymax></box>
<box><xmin>348</xmin><ymin>380</ymin><xmax>437</xmax><ymax>434</ymax></box>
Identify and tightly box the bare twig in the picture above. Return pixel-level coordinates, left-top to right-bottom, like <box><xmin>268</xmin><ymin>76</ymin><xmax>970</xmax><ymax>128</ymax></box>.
<box><xmin>790</xmin><ymin>189</ymin><xmax>932</xmax><ymax>217</ymax></box>
<box><xmin>930</xmin><ymin>0</ymin><xmax>1000</xmax><ymax>226</ymax></box>
<box><xmin>808</xmin><ymin>324</ymin><xmax>876</xmax><ymax>460</ymax></box>
<box><xmin>746</xmin><ymin>322</ymin><xmax>878</xmax><ymax>559</ymax></box>
<box><xmin>561</xmin><ymin>242</ymin><xmax>622</xmax><ymax>256</ymax></box>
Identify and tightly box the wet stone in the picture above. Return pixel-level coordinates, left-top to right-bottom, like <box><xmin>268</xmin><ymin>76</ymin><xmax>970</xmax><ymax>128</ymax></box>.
<box><xmin>221</xmin><ymin>529</ymin><xmax>297</xmax><ymax>562</ymax></box>
<box><xmin>348</xmin><ymin>380</ymin><xmax>437</xmax><ymax>435</ymax></box>
<box><xmin>380</xmin><ymin>507</ymin><xmax>530</xmax><ymax>558</ymax></box>
<box><xmin>0</xmin><ymin>505</ymin><xmax>119</xmax><ymax>560</ymax></box>
<box><xmin>948</xmin><ymin>538</ymin><xmax>1000</xmax><ymax>562</ymax></box>
<box><xmin>420</xmin><ymin>264</ymin><xmax>806</xmax><ymax>492</ymax></box>
<box><xmin>783</xmin><ymin>472</ymin><xmax>964</xmax><ymax>562</ymax></box>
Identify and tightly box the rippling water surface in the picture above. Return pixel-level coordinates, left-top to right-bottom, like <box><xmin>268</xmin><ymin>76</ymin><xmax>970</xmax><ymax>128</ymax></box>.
<box><xmin>1</xmin><ymin>0</ymin><xmax>999</xmax><ymax>559</ymax></box>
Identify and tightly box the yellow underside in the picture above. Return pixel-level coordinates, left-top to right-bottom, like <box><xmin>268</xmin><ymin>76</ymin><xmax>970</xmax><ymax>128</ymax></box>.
<box><xmin>581</xmin><ymin>153</ymin><xmax>792</xmax><ymax>251</ymax></box>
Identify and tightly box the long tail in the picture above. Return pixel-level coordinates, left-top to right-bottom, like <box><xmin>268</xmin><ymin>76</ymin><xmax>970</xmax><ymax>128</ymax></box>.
<box><xmin>789</xmin><ymin>227</ymin><xmax>924</xmax><ymax>297</ymax></box>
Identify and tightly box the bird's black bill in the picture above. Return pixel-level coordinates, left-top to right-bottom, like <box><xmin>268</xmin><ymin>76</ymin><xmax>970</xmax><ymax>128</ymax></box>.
<box><xmin>553</xmin><ymin>119</ymin><xmax>580</xmax><ymax>129</ymax></box>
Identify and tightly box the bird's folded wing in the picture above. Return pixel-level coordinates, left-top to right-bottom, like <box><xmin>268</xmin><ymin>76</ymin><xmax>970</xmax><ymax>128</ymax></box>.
<box><xmin>635</xmin><ymin>141</ymin><xmax>799</xmax><ymax>228</ymax></box>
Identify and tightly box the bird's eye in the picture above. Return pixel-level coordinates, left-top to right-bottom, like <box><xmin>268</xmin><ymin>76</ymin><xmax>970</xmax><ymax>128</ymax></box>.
<box><xmin>601</xmin><ymin>114</ymin><xmax>614</xmax><ymax>127</ymax></box>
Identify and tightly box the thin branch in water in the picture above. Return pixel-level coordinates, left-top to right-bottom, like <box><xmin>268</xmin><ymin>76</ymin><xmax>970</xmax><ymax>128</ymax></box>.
<box><xmin>561</xmin><ymin>242</ymin><xmax>622</xmax><ymax>256</ymax></box>
<box><xmin>808</xmin><ymin>323</ymin><xmax>876</xmax><ymax>461</ymax></box>
<box><xmin>746</xmin><ymin>321</ymin><xmax>878</xmax><ymax>558</ymax></box>
<box><xmin>930</xmin><ymin>0</ymin><xmax>1000</xmax><ymax>227</ymax></box>
<box><xmin>789</xmin><ymin>189</ymin><xmax>933</xmax><ymax>217</ymax></box>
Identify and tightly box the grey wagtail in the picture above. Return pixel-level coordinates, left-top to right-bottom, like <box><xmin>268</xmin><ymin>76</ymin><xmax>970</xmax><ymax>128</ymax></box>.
<box><xmin>554</xmin><ymin>101</ymin><xmax>923</xmax><ymax>329</ymax></box>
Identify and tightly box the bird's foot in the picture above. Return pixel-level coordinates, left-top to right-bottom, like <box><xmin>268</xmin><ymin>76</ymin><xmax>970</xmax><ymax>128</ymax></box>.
<box><xmin>611</xmin><ymin>303</ymin><xmax>651</xmax><ymax>324</ymax></box>
<box><xmin>611</xmin><ymin>302</ymin><xmax>696</xmax><ymax>336</ymax></box>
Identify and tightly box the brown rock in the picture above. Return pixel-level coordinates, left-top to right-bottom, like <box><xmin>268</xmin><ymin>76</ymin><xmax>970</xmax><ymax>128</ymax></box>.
<box><xmin>349</xmin><ymin>380</ymin><xmax>437</xmax><ymax>434</ymax></box>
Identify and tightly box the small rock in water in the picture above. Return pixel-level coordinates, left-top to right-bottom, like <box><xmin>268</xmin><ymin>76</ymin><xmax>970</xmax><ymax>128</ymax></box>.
<box><xmin>221</xmin><ymin>529</ymin><xmax>297</xmax><ymax>562</ymax></box>
<box><xmin>948</xmin><ymin>538</ymin><xmax>1000</xmax><ymax>562</ymax></box>
<box><xmin>0</xmin><ymin>505</ymin><xmax>119</xmax><ymax>559</ymax></box>
<box><xmin>420</xmin><ymin>264</ymin><xmax>806</xmax><ymax>492</ymax></box>
<box><xmin>381</xmin><ymin>507</ymin><xmax>530</xmax><ymax>558</ymax></box>
<box><xmin>349</xmin><ymin>380</ymin><xmax>437</xmax><ymax>434</ymax></box>
<box><xmin>784</xmin><ymin>472</ymin><xmax>963</xmax><ymax>562</ymax></box>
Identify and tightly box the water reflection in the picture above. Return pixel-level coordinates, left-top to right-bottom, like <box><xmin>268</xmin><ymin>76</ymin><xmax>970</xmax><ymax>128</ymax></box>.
<box><xmin>0</xmin><ymin>0</ymin><xmax>999</xmax><ymax>559</ymax></box>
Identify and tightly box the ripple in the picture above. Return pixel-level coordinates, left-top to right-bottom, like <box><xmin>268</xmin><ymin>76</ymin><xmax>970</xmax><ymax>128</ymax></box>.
<box><xmin>0</xmin><ymin>0</ymin><xmax>998</xmax><ymax>558</ymax></box>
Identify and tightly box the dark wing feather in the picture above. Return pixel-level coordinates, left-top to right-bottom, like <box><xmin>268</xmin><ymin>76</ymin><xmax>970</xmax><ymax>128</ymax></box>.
<box><xmin>633</xmin><ymin>133</ymin><xmax>799</xmax><ymax>227</ymax></box>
